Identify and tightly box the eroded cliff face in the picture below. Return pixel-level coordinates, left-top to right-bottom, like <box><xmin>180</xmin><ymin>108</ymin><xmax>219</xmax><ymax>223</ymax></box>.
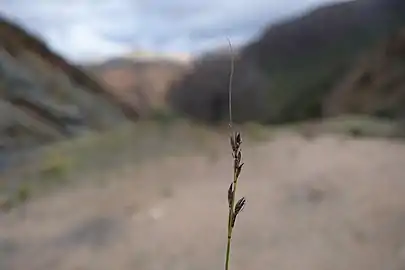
<box><xmin>0</xmin><ymin>16</ymin><xmax>139</xmax><ymax>161</ymax></box>
<box><xmin>88</xmin><ymin>58</ymin><xmax>191</xmax><ymax>118</ymax></box>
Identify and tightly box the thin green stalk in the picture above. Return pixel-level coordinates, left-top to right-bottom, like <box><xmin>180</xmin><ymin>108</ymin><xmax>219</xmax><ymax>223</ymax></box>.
<box><xmin>225</xmin><ymin>169</ymin><xmax>238</xmax><ymax>270</ymax></box>
<box><xmin>225</xmin><ymin>216</ymin><xmax>232</xmax><ymax>270</ymax></box>
<box><xmin>224</xmin><ymin>38</ymin><xmax>246</xmax><ymax>270</ymax></box>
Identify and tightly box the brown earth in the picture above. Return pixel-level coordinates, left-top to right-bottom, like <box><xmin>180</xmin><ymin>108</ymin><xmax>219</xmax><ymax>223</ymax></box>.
<box><xmin>88</xmin><ymin>58</ymin><xmax>191</xmax><ymax>118</ymax></box>
<box><xmin>2</xmin><ymin>133</ymin><xmax>405</xmax><ymax>270</ymax></box>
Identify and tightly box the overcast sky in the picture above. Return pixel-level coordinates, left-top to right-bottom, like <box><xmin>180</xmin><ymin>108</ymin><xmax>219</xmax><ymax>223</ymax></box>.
<box><xmin>0</xmin><ymin>0</ymin><xmax>341</xmax><ymax>63</ymax></box>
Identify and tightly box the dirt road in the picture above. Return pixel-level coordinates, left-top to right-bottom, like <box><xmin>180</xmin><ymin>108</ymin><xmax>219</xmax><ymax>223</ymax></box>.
<box><xmin>2</xmin><ymin>133</ymin><xmax>405</xmax><ymax>270</ymax></box>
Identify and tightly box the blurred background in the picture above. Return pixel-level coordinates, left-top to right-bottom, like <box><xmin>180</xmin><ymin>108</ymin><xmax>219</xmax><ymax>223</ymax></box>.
<box><xmin>1</xmin><ymin>0</ymin><xmax>405</xmax><ymax>269</ymax></box>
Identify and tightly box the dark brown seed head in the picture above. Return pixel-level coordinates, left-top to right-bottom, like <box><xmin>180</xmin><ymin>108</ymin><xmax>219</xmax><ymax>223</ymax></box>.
<box><xmin>228</xmin><ymin>183</ymin><xmax>234</xmax><ymax>208</ymax></box>
<box><xmin>236</xmin><ymin>132</ymin><xmax>242</xmax><ymax>145</ymax></box>
<box><xmin>231</xmin><ymin>212</ymin><xmax>237</xmax><ymax>228</ymax></box>
<box><xmin>234</xmin><ymin>157</ymin><xmax>239</xmax><ymax>170</ymax></box>
<box><xmin>230</xmin><ymin>135</ymin><xmax>236</xmax><ymax>152</ymax></box>
<box><xmin>237</xmin><ymin>151</ymin><xmax>242</xmax><ymax>163</ymax></box>
<box><xmin>234</xmin><ymin>197</ymin><xmax>246</xmax><ymax>216</ymax></box>
<box><xmin>230</xmin><ymin>132</ymin><xmax>242</xmax><ymax>153</ymax></box>
<box><xmin>236</xmin><ymin>163</ymin><xmax>244</xmax><ymax>178</ymax></box>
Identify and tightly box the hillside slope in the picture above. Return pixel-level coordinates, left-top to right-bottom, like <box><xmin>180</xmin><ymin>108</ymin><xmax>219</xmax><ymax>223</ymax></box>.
<box><xmin>166</xmin><ymin>51</ymin><xmax>270</xmax><ymax>123</ymax></box>
<box><xmin>243</xmin><ymin>0</ymin><xmax>405</xmax><ymax>123</ymax></box>
<box><xmin>88</xmin><ymin>57</ymin><xmax>190</xmax><ymax>118</ymax></box>
<box><xmin>166</xmin><ymin>0</ymin><xmax>405</xmax><ymax>124</ymax></box>
<box><xmin>0</xmin><ymin>16</ymin><xmax>138</xmax><ymax>164</ymax></box>
<box><xmin>324</xmin><ymin>28</ymin><xmax>405</xmax><ymax>119</ymax></box>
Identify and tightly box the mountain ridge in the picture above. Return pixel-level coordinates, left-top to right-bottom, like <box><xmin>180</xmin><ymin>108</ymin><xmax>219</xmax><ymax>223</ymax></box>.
<box><xmin>166</xmin><ymin>0</ymin><xmax>405</xmax><ymax>124</ymax></box>
<box><xmin>0</xmin><ymin>15</ymin><xmax>142</xmax><ymax>165</ymax></box>
<box><xmin>0</xmin><ymin>16</ymin><xmax>139</xmax><ymax>120</ymax></box>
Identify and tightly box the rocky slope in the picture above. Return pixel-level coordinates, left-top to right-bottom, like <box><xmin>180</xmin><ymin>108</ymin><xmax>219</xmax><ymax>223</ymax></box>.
<box><xmin>87</xmin><ymin>57</ymin><xmax>190</xmax><ymax>118</ymax></box>
<box><xmin>166</xmin><ymin>0</ymin><xmax>405</xmax><ymax>124</ymax></box>
<box><xmin>0</xmin><ymin>15</ymin><xmax>138</xmax><ymax>166</ymax></box>
<box><xmin>323</xmin><ymin>28</ymin><xmax>405</xmax><ymax>119</ymax></box>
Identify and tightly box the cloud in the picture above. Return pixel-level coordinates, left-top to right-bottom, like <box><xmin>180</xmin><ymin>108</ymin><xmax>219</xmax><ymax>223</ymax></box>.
<box><xmin>0</xmin><ymin>0</ymin><xmax>340</xmax><ymax>63</ymax></box>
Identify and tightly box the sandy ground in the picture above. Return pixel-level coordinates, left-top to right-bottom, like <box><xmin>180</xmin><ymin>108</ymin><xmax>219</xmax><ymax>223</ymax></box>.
<box><xmin>2</xmin><ymin>133</ymin><xmax>405</xmax><ymax>270</ymax></box>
